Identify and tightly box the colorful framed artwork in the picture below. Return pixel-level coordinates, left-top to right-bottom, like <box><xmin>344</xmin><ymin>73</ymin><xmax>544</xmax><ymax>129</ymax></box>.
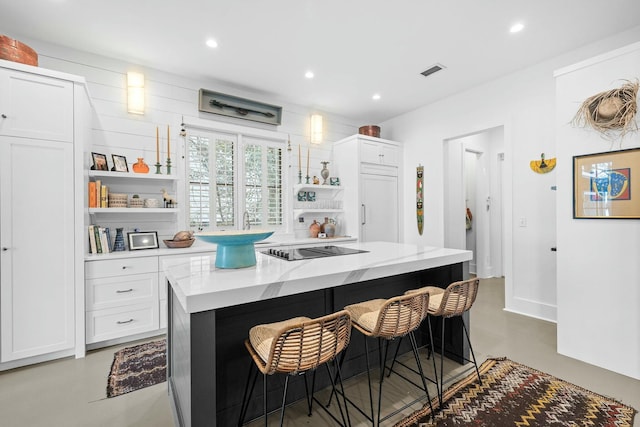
<box><xmin>573</xmin><ymin>147</ymin><xmax>640</xmax><ymax>218</ymax></box>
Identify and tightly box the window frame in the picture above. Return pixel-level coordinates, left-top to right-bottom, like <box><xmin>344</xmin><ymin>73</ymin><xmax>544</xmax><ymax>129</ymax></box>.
<box><xmin>186</xmin><ymin>125</ymin><xmax>289</xmax><ymax>233</ymax></box>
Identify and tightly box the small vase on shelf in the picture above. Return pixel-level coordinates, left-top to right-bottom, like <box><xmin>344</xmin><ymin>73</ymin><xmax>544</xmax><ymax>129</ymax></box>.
<box><xmin>113</xmin><ymin>228</ymin><xmax>126</xmax><ymax>251</ymax></box>
<box><xmin>132</xmin><ymin>158</ymin><xmax>149</xmax><ymax>174</ymax></box>
<box><xmin>309</xmin><ymin>220</ymin><xmax>321</xmax><ymax>238</ymax></box>
<box><xmin>320</xmin><ymin>161</ymin><xmax>330</xmax><ymax>185</ymax></box>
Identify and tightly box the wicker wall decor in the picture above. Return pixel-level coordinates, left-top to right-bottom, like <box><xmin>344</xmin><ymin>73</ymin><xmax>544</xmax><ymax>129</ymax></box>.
<box><xmin>572</xmin><ymin>79</ymin><xmax>639</xmax><ymax>140</ymax></box>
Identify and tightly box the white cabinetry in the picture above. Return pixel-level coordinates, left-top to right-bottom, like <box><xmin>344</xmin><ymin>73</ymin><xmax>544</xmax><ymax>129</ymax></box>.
<box><xmin>0</xmin><ymin>61</ymin><xmax>89</xmax><ymax>368</ymax></box>
<box><xmin>85</xmin><ymin>257</ymin><xmax>159</xmax><ymax>344</ymax></box>
<box><xmin>333</xmin><ymin>135</ymin><xmax>401</xmax><ymax>243</ymax></box>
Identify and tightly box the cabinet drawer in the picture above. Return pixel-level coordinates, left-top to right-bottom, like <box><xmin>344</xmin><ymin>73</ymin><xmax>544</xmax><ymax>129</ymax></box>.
<box><xmin>86</xmin><ymin>273</ymin><xmax>157</xmax><ymax>311</ymax></box>
<box><xmin>85</xmin><ymin>257</ymin><xmax>158</xmax><ymax>279</ymax></box>
<box><xmin>86</xmin><ymin>303</ymin><xmax>159</xmax><ymax>344</ymax></box>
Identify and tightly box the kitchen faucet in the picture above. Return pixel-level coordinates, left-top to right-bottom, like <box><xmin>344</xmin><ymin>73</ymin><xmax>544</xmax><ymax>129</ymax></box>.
<box><xmin>243</xmin><ymin>211</ymin><xmax>250</xmax><ymax>230</ymax></box>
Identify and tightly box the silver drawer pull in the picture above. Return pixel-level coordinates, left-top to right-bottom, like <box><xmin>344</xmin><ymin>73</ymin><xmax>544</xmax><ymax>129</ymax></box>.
<box><xmin>116</xmin><ymin>288</ymin><xmax>133</xmax><ymax>293</ymax></box>
<box><xmin>117</xmin><ymin>319</ymin><xmax>134</xmax><ymax>324</ymax></box>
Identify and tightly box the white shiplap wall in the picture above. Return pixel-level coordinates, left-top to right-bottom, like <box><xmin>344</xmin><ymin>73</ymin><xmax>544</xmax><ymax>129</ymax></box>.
<box><xmin>21</xmin><ymin>37</ymin><xmax>360</xmax><ymax>239</ymax></box>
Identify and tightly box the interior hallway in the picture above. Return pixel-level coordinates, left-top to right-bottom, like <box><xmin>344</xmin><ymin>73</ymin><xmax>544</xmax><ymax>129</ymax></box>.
<box><xmin>0</xmin><ymin>278</ymin><xmax>637</xmax><ymax>426</ymax></box>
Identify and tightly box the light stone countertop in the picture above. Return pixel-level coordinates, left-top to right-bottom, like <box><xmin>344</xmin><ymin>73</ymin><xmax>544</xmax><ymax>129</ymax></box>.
<box><xmin>163</xmin><ymin>241</ymin><xmax>472</xmax><ymax>314</ymax></box>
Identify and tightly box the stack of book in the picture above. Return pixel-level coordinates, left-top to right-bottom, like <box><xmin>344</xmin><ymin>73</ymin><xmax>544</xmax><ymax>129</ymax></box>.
<box><xmin>88</xmin><ymin>225</ymin><xmax>113</xmax><ymax>254</ymax></box>
<box><xmin>88</xmin><ymin>180</ymin><xmax>109</xmax><ymax>208</ymax></box>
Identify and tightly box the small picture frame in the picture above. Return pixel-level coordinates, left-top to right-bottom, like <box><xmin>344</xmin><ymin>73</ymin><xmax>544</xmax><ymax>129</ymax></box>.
<box><xmin>111</xmin><ymin>154</ymin><xmax>129</xmax><ymax>172</ymax></box>
<box><xmin>91</xmin><ymin>152</ymin><xmax>109</xmax><ymax>171</ymax></box>
<box><xmin>127</xmin><ymin>231</ymin><xmax>159</xmax><ymax>250</ymax></box>
<box><xmin>329</xmin><ymin>177</ymin><xmax>341</xmax><ymax>186</ymax></box>
<box><xmin>297</xmin><ymin>191</ymin><xmax>307</xmax><ymax>202</ymax></box>
<box><xmin>307</xmin><ymin>191</ymin><xmax>316</xmax><ymax>202</ymax></box>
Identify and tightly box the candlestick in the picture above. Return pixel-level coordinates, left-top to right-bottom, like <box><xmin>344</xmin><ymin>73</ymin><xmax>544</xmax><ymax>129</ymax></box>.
<box><xmin>166</xmin><ymin>157</ymin><xmax>172</xmax><ymax>175</ymax></box>
<box><xmin>155</xmin><ymin>162</ymin><xmax>162</xmax><ymax>174</ymax></box>
<box><xmin>298</xmin><ymin>170</ymin><xmax>302</xmax><ymax>185</ymax></box>
<box><xmin>306</xmin><ymin>147</ymin><xmax>310</xmax><ymax>177</ymax></box>
<box><xmin>156</xmin><ymin>126</ymin><xmax>160</xmax><ymax>163</ymax></box>
<box><xmin>167</xmin><ymin>125</ymin><xmax>171</xmax><ymax>160</ymax></box>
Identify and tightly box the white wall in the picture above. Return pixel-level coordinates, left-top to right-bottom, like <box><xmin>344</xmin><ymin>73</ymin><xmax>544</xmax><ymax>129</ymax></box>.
<box><xmin>18</xmin><ymin>36</ymin><xmax>360</xmax><ymax>238</ymax></box>
<box><xmin>555</xmin><ymin>42</ymin><xmax>640</xmax><ymax>380</ymax></box>
<box><xmin>381</xmin><ymin>26</ymin><xmax>640</xmax><ymax>324</ymax></box>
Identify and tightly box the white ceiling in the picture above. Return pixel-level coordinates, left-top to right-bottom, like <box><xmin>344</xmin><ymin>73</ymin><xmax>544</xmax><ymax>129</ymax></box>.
<box><xmin>2</xmin><ymin>1</ymin><xmax>640</xmax><ymax>123</ymax></box>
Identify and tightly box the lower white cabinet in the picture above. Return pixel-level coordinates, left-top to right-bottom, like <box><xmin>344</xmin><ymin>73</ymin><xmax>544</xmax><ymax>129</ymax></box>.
<box><xmin>85</xmin><ymin>257</ymin><xmax>159</xmax><ymax>344</ymax></box>
<box><xmin>0</xmin><ymin>137</ymin><xmax>75</xmax><ymax>362</ymax></box>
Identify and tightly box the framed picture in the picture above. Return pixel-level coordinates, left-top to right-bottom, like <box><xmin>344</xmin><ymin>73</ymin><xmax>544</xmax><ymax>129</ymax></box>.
<box><xmin>111</xmin><ymin>154</ymin><xmax>128</xmax><ymax>172</ymax></box>
<box><xmin>573</xmin><ymin>147</ymin><xmax>640</xmax><ymax>219</ymax></box>
<box><xmin>127</xmin><ymin>231</ymin><xmax>159</xmax><ymax>250</ymax></box>
<box><xmin>91</xmin><ymin>152</ymin><xmax>109</xmax><ymax>171</ymax></box>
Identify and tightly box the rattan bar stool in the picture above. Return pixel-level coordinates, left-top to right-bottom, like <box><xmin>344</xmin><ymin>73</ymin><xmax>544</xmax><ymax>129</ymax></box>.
<box><xmin>339</xmin><ymin>291</ymin><xmax>434</xmax><ymax>426</ymax></box>
<box><xmin>406</xmin><ymin>277</ymin><xmax>481</xmax><ymax>407</ymax></box>
<box><xmin>237</xmin><ymin>310</ymin><xmax>352</xmax><ymax>427</ymax></box>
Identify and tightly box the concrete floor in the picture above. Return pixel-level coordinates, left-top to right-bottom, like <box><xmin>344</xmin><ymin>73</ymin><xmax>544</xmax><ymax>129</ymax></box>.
<box><xmin>0</xmin><ymin>277</ymin><xmax>637</xmax><ymax>426</ymax></box>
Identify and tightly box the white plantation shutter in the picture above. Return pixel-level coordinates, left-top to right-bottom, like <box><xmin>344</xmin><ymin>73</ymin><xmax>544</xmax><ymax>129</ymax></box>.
<box><xmin>188</xmin><ymin>130</ymin><xmax>283</xmax><ymax>231</ymax></box>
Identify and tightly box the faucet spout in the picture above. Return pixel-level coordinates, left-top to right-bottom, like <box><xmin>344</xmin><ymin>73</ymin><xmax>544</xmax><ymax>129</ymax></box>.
<box><xmin>243</xmin><ymin>211</ymin><xmax>250</xmax><ymax>230</ymax></box>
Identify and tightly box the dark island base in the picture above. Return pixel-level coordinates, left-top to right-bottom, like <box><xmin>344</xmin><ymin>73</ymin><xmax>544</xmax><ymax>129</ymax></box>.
<box><xmin>168</xmin><ymin>263</ymin><xmax>466</xmax><ymax>427</ymax></box>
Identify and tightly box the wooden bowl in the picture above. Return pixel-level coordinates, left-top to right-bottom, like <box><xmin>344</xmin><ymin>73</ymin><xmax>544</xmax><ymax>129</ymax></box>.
<box><xmin>163</xmin><ymin>238</ymin><xmax>195</xmax><ymax>249</ymax></box>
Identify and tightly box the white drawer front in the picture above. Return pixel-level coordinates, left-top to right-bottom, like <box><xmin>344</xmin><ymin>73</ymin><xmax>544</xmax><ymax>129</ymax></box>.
<box><xmin>86</xmin><ymin>273</ymin><xmax>157</xmax><ymax>311</ymax></box>
<box><xmin>86</xmin><ymin>303</ymin><xmax>159</xmax><ymax>344</ymax></box>
<box><xmin>85</xmin><ymin>256</ymin><xmax>158</xmax><ymax>279</ymax></box>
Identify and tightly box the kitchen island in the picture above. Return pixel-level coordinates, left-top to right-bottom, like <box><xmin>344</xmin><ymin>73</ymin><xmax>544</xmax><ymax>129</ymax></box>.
<box><xmin>164</xmin><ymin>241</ymin><xmax>472</xmax><ymax>427</ymax></box>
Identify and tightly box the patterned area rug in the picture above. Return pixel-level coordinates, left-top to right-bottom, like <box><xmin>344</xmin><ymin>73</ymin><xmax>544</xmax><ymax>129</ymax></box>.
<box><xmin>395</xmin><ymin>357</ymin><xmax>637</xmax><ymax>427</ymax></box>
<box><xmin>106</xmin><ymin>339</ymin><xmax>167</xmax><ymax>398</ymax></box>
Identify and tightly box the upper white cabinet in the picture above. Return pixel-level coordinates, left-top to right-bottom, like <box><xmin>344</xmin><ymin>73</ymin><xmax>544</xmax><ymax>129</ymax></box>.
<box><xmin>0</xmin><ymin>61</ymin><xmax>89</xmax><ymax>369</ymax></box>
<box><xmin>333</xmin><ymin>135</ymin><xmax>402</xmax><ymax>243</ymax></box>
<box><xmin>360</xmin><ymin>138</ymin><xmax>400</xmax><ymax>166</ymax></box>
<box><xmin>0</xmin><ymin>67</ymin><xmax>74</xmax><ymax>142</ymax></box>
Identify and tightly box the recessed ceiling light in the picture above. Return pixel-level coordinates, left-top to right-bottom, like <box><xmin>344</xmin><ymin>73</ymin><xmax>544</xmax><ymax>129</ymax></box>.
<box><xmin>206</xmin><ymin>39</ymin><xmax>218</xmax><ymax>48</ymax></box>
<box><xmin>510</xmin><ymin>23</ymin><xmax>524</xmax><ymax>33</ymax></box>
<box><xmin>305</xmin><ymin>71</ymin><xmax>314</xmax><ymax>79</ymax></box>
<box><xmin>372</xmin><ymin>94</ymin><xmax>381</xmax><ymax>100</ymax></box>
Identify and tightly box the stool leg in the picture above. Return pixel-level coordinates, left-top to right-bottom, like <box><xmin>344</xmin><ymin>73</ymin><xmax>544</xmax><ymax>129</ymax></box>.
<box><xmin>438</xmin><ymin>318</ymin><xmax>446</xmax><ymax>408</ymax></box>
<box><xmin>263</xmin><ymin>373</ymin><xmax>268</xmax><ymax>427</ymax></box>
<box><xmin>376</xmin><ymin>339</ymin><xmax>391</xmax><ymax>426</ymax></box>
<box><xmin>409</xmin><ymin>331</ymin><xmax>434</xmax><ymax>421</ymax></box>
<box><xmin>461</xmin><ymin>317</ymin><xmax>481</xmax><ymax>384</ymax></box>
<box><xmin>237</xmin><ymin>360</ymin><xmax>258</xmax><ymax>426</ymax></box>
<box><xmin>278</xmin><ymin>375</ymin><xmax>291</xmax><ymax>427</ymax></box>
<box><xmin>386</xmin><ymin>336</ymin><xmax>403</xmax><ymax>378</ymax></box>
<box><xmin>363</xmin><ymin>335</ymin><xmax>375</xmax><ymax>426</ymax></box>
<box><xmin>426</xmin><ymin>316</ymin><xmax>440</xmax><ymax>404</ymax></box>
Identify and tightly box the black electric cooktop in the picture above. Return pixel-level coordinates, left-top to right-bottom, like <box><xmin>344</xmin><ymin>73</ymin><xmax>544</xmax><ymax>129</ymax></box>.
<box><xmin>262</xmin><ymin>245</ymin><xmax>368</xmax><ymax>261</ymax></box>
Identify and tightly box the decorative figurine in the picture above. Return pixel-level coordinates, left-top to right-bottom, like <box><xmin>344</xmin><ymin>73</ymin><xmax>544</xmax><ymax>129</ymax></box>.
<box><xmin>161</xmin><ymin>188</ymin><xmax>177</xmax><ymax>208</ymax></box>
<box><xmin>313</xmin><ymin>175</ymin><xmax>320</xmax><ymax>185</ymax></box>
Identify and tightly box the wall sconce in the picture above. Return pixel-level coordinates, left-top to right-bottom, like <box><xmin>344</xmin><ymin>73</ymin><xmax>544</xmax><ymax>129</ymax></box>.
<box><xmin>310</xmin><ymin>114</ymin><xmax>323</xmax><ymax>144</ymax></box>
<box><xmin>127</xmin><ymin>71</ymin><xmax>145</xmax><ymax>114</ymax></box>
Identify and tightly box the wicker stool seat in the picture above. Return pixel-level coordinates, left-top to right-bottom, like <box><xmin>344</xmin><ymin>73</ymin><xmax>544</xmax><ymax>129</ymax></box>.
<box><xmin>339</xmin><ymin>291</ymin><xmax>435</xmax><ymax>426</ymax></box>
<box><xmin>238</xmin><ymin>311</ymin><xmax>352</xmax><ymax>427</ymax></box>
<box><xmin>406</xmin><ymin>278</ymin><xmax>481</xmax><ymax>407</ymax></box>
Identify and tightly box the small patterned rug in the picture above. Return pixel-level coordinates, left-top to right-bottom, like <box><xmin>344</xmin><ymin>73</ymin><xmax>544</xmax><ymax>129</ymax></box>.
<box><xmin>395</xmin><ymin>357</ymin><xmax>637</xmax><ymax>427</ymax></box>
<box><xmin>106</xmin><ymin>339</ymin><xmax>167</xmax><ymax>398</ymax></box>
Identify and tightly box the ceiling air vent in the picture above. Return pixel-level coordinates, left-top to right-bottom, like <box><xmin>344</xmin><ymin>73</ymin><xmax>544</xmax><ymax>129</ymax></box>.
<box><xmin>420</xmin><ymin>63</ymin><xmax>446</xmax><ymax>77</ymax></box>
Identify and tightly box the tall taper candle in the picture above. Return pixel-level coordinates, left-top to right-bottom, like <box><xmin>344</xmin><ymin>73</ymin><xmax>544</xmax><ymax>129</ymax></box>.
<box><xmin>167</xmin><ymin>125</ymin><xmax>171</xmax><ymax>160</ymax></box>
<box><xmin>306</xmin><ymin>147</ymin><xmax>310</xmax><ymax>176</ymax></box>
<box><xmin>156</xmin><ymin>126</ymin><xmax>160</xmax><ymax>162</ymax></box>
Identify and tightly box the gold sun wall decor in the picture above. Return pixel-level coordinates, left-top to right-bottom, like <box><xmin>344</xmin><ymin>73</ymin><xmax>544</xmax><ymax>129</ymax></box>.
<box><xmin>572</xmin><ymin>80</ymin><xmax>639</xmax><ymax>140</ymax></box>
<box><xmin>530</xmin><ymin>153</ymin><xmax>556</xmax><ymax>174</ymax></box>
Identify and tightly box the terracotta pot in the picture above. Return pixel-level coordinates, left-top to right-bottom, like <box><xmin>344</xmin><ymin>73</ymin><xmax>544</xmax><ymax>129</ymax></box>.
<box><xmin>358</xmin><ymin>125</ymin><xmax>380</xmax><ymax>138</ymax></box>
<box><xmin>0</xmin><ymin>35</ymin><xmax>38</xmax><ymax>66</ymax></box>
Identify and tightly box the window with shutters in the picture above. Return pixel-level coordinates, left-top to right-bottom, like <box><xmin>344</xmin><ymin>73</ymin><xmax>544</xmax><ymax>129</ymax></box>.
<box><xmin>188</xmin><ymin>130</ymin><xmax>284</xmax><ymax>231</ymax></box>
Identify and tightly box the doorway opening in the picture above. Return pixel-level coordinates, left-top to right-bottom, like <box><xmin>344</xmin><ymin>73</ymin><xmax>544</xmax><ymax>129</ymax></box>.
<box><xmin>444</xmin><ymin>126</ymin><xmax>504</xmax><ymax>279</ymax></box>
